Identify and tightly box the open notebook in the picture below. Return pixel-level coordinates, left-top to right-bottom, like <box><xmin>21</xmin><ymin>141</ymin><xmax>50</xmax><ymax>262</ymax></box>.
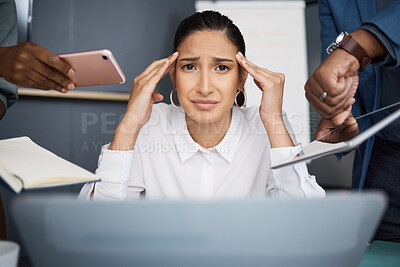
<box><xmin>271</xmin><ymin>107</ymin><xmax>400</xmax><ymax>169</ymax></box>
<box><xmin>0</xmin><ymin>136</ymin><xmax>99</xmax><ymax>193</ymax></box>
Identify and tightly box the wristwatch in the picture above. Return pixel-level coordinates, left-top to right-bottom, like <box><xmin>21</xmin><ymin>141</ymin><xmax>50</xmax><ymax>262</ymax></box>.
<box><xmin>326</xmin><ymin>31</ymin><xmax>371</xmax><ymax>71</ymax></box>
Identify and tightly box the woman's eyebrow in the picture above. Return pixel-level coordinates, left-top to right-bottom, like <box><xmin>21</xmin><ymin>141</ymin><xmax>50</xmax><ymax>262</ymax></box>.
<box><xmin>178</xmin><ymin>57</ymin><xmax>234</xmax><ymax>62</ymax></box>
<box><xmin>213</xmin><ymin>57</ymin><xmax>234</xmax><ymax>62</ymax></box>
<box><xmin>179</xmin><ymin>57</ymin><xmax>200</xmax><ymax>62</ymax></box>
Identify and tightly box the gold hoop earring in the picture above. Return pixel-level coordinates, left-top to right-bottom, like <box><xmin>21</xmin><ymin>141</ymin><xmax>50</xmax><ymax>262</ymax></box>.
<box><xmin>170</xmin><ymin>88</ymin><xmax>180</xmax><ymax>107</ymax></box>
<box><xmin>235</xmin><ymin>89</ymin><xmax>247</xmax><ymax>108</ymax></box>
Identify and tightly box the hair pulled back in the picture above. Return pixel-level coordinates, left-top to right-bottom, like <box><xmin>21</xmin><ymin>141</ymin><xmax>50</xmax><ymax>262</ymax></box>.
<box><xmin>173</xmin><ymin>10</ymin><xmax>245</xmax><ymax>56</ymax></box>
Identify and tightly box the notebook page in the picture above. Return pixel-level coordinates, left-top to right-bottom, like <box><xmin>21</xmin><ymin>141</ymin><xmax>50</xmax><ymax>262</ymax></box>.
<box><xmin>0</xmin><ymin>137</ymin><xmax>98</xmax><ymax>189</ymax></box>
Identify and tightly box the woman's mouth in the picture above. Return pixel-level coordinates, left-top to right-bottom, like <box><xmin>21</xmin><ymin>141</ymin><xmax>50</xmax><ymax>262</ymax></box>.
<box><xmin>191</xmin><ymin>99</ymin><xmax>219</xmax><ymax>110</ymax></box>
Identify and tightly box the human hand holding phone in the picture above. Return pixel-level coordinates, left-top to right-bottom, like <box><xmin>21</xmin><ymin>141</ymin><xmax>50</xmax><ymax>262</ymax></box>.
<box><xmin>0</xmin><ymin>42</ymin><xmax>75</xmax><ymax>93</ymax></box>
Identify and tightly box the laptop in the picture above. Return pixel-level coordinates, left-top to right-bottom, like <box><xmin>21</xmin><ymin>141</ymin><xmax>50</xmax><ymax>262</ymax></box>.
<box><xmin>271</xmin><ymin>106</ymin><xmax>400</xmax><ymax>169</ymax></box>
<box><xmin>11</xmin><ymin>192</ymin><xmax>386</xmax><ymax>267</ymax></box>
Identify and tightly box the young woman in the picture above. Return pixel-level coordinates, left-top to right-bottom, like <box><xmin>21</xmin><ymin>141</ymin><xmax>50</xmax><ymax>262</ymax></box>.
<box><xmin>79</xmin><ymin>11</ymin><xmax>325</xmax><ymax>200</ymax></box>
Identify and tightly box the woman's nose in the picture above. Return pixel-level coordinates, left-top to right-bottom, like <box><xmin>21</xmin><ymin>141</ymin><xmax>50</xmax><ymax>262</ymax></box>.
<box><xmin>197</xmin><ymin>70</ymin><xmax>213</xmax><ymax>96</ymax></box>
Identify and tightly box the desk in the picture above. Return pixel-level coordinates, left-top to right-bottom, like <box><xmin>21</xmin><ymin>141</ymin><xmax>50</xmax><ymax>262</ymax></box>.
<box><xmin>17</xmin><ymin>241</ymin><xmax>400</xmax><ymax>267</ymax></box>
<box><xmin>359</xmin><ymin>241</ymin><xmax>400</xmax><ymax>267</ymax></box>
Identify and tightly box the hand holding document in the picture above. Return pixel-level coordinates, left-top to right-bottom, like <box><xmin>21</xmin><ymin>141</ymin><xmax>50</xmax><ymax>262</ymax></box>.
<box><xmin>271</xmin><ymin>103</ymin><xmax>400</xmax><ymax>169</ymax></box>
<box><xmin>0</xmin><ymin>137</ymin><xmax>99</xmax><ymax>194</ymax></box>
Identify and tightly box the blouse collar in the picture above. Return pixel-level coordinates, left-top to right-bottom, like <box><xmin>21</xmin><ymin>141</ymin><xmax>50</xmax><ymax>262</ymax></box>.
<box><xmin>171</xmin><ymin>106</ymin><xmax>243</xmax><ymax>163</ymax></box>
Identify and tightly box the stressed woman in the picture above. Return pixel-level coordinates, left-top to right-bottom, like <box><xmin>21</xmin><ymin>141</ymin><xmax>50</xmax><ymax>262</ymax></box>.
<box><xmin>79</xmin><ymin>11</ymin><xmax>325</xmax><ymax>200</ymax></box>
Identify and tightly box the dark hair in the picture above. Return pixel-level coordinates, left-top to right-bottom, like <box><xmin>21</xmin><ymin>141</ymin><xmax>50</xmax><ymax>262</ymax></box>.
<box><xmin>173</xmin><ymin>10</ymin><xmax>245</xmax><ymax>56</ymax></box>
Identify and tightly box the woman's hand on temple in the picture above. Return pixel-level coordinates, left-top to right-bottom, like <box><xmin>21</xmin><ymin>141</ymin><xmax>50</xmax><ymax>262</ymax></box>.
<box><xmin>236</xmin><ymin>52</ymin><xmax>284</xmax><ymax>123</ymax></box>
<box><xmin>110</xmin><ymin>52</ymin><xmax>179</xmax><ymax>151</ymax></box>
<box><xmin>236</xmin><ymin>52</ymin><xmax>294</xmax><ymax>148</ymax></box>
<box><xmin>125</xmin><ymin>52</ymin><xmax>179</xmax><ymax>126</ymax></box>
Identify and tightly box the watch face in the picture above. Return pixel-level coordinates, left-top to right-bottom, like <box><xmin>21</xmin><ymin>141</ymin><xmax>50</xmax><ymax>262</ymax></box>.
<box><xmin>336</xmin><ymin>31</ymin><xmax>348</xmax><ymax>43</ymax></box>
<box><xmin>327</xmin><ymin>31</ymin><xmax>349</xmax><ymax>54</ymax></box>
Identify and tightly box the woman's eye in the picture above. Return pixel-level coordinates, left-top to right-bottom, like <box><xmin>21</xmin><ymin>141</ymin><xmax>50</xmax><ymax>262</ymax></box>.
<box><xmin>216</xmin><ymin>65</ymin><xmax>229</xmax><ymax>71</ymax></box>
<box><xmin>183</xmin><ymin>64</ymin><xmax>196</xmax><ymax>70</ymax></box>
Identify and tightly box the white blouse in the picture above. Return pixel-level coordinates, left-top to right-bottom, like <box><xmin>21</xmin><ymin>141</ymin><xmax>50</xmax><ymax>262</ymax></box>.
<box><xmin>79</xmin><ymin>104</ymin><xmax>325</xmax><ymax>200</ymax></box>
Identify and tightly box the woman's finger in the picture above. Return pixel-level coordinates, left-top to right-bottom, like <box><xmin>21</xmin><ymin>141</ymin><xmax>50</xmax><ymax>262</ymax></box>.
<box><xmin>138</xmin><ymin>52</ymin><xmax>179</xmax><ymax>83</ymax></box>
<box><xmin>167</xmin><ymin>51</ymin><xmax>179</xmax><ymax>62</ymax></box>
<box><xmin>254</xmin><ymin>79</ymin><xmax>262</xmax><ymax>90</ymax></box>
<box><xmin>236</xmin><ymin>53</ymin><xmax>257</xmax><ymax>73</ymax></box>
<box><xmin>237</xmin><ymin>52</ymin><xmax>274</xmax><ymax>74</ymax></box>
<box><xmin>237</xmin><ymin>55</ymin><xmax>266</xmax><ymax>82</ymax></box>
<box><xmin>132</xmin><ymin>60</ymin><xmax>170</xmax><ymax>101</ymax></box>
<box><xmin>236</xmin><ymin>52</ymin><xmax>258</xmax><ymax>69</ymax></box>
<box><xmin>137</xmin><ymin>51</ymin><xmax>178</xmax><ymax>80</ymax></box>
<box><xmin>147</xmin><ymin>59</ymin><xmax>173</xmax><ymax>88</ymax></box>
<box><xmin>236</xmin><ymin>53</ymin><xmax>281</xmax><ymax>89</ymax></box>
<box><xmin>164</xmin><ymin>52</ymin><xmax>179</xmax><ymax>75</ymax></box>
<box><xmin>141</xmin><ymin>62</ymin><xmax>167</xmax><ymax>83</ymax></box>
<box><xmin>153</xmin><ymin>52</ymin><xmax>178</xmax><ymax>77</ymax></box>
<box><xmin>136</xmin><ymin>61</ymin><xmax>166</xmax><ymax>85</ymax></box>
<box><xmin>139</xmin><ymin>58</ymin><xmax>168</xmax><ymax>77</ymax></box>
<box><xmin>148</xmin><ymin>52</ymin><xmax>179</xmax><ymax>81</ymax></box>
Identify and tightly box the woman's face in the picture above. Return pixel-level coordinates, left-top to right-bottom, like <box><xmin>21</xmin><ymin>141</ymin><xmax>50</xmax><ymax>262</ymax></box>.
<box><xmin>171</xmin><ymin>30</ymin><xmax>246</xmax><ymax>124</ymax></box>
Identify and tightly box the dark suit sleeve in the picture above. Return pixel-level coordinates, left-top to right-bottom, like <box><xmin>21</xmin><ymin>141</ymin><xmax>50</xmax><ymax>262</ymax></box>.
<box><xmin>360</xmin><ymin>0</ymin><xmax>400</xmax><ymax>67</ymax></box>
<box><xmin>318</xmin><ymin>0</ymin><xmax>339</xmax><ymax>62</ymax></box>
<box><xmin>318</xmin><ymin>0</ymin><xmax>363</xmax><ymax>161</ymax></box>
<box><xmin>0</xmin><ymin>0</ymin><xmax>18</xmax><ymax>119</ymax></box>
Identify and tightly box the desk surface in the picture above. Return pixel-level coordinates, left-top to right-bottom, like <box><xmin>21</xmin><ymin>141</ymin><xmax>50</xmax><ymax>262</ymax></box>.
<box><xmin>359</xmin><ymin>240</ymin><xmax>400</xmax><ymax>267</ymax></box>
<box><xmin>16</xmin><ymin>240</ymin><xmax>400</xmax><ymax>267</ymax></box>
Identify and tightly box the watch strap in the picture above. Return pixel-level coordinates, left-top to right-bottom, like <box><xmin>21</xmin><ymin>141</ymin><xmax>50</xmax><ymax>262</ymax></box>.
<box><xmin>339</xmin><ymin>34</ymin><xmax>371</xmax><ymax>71</ymax></box>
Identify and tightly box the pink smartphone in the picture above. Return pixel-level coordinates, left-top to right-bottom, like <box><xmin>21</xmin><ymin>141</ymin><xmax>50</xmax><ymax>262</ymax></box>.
<box><xmin>58</xmin><ymin>49</ymin><xmax>126</xmax><ymax>87</ymax></box>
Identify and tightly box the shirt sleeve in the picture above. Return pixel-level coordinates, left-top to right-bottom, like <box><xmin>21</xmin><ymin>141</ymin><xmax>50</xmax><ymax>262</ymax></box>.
<box><xmin>78</xmin><ymin>144</ymin><xmax>144</xmax><ymax>201</ymax></box>
<box><xmin>360</xmin><ymin>0</ymin><xmax>400</xmax><ymax>67</ymax></box>
<box><xmin>0</xmin><ymin>79</ymin><xmax>18</xmax><ymax>119</ymax></box>
<box><xmin>0</xmin><ymin>0</ymin><xmax>18</xmax><ymax>118</ymax></box>
<box><xmin>360</xmin><ymin>23</ymin><xmax>396</xmax><ymax>67</ymax></box>
<box><xmin>318</xmin><ymin>0</ymin><xmax>339</xmax><ymax>62</ymax></box>
<box><xmin>266</xmin><ymin>145</ymin><xmax>326</xmax><ymax>198</ymax></box>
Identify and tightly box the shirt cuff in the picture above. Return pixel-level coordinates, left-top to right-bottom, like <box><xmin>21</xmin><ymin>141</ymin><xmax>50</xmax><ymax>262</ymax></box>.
<box><xmin>360</xmin><ymin>23</ymin><xmax>396</xmax><ymax>66</ymax></box>
<box><xmin>268</xmin><ymin>145</ymin><xmax>325</xmax><ymax>198</ymax></box>
<box><xmin>269</xmin><ymin>144</ymin><xmax>308</xmax><ymax>179</ymax></box>
<box><xmin>269</xmin><ymin>145</ymin><xmax>302</xmax><ymax>166</ymax></box>
<box><xmin>95</xmin><ymin>143</ymin><xmax>134</xmax><ymax>184</ymax></box>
